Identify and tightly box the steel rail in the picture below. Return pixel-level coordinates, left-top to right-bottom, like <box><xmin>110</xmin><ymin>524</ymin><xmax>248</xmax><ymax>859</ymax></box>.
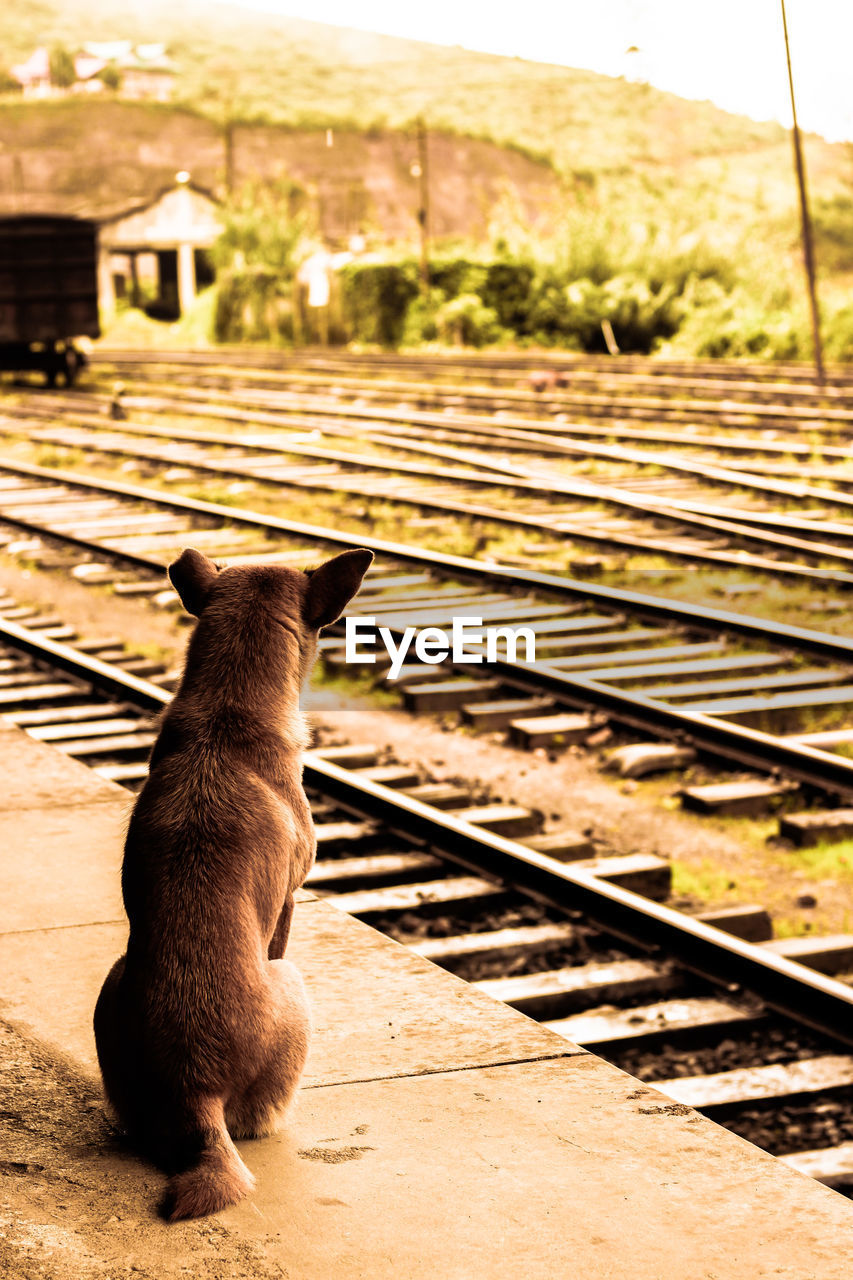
<box><xmin>75</xmin><ymin>370</ymin><xmax>853</xmax><ymax>519</ymax></box>
<box><xmin>308</xmin><ymin>756</ymin><xmax>853</xmax><ymax>1051</ymax></box>
<box><xmin>98</xmin><ymin>344</ymin><xmax>853</xmax><ymax>384</ymax></box>
<box><xmin>99</xmin><ymin>345</ymin><xmax>853</xmax><ymax>399</ymax></box>
<box><xmin>343</xmin><ymin>613</ymin><xmax>853</xmax><ymax>800</ymax></box>
<box><xmin>3</xmin><ymin>454</ymin><xmax>853</xmax><ymax>662</ymax></box>
<box><xmin>489</xmin><ymin>658</ymin><xmax>853</xmax><ymax>799</ymax></box>
<box><xmin>7</xmin><ymin>410</ymin><xmax>853</xmax><ymax>583</ymax></box>
<box><xmin>100</xmin><ymin>361</ymin><xmax>853</xmax><ymax>429</ymax></box>
<box><xmin>5</xmin><ymin>458</ymin><xmax>853</xmax><ymax>791</ymax></box>
<box><xmin>71</xmin><ymin>375</ymin><xmax>853</xmax><ymax>461</ymax></box>
<box><xmin>2</xmin><ymin>612</ymin><xmax>852</xmax><ymax>1050</ymax></box>
<box><xmin>0</xmin><ymin>615</ymin><xmax>170</xmax><ymax>713</ymax></box>
<box><xmin>107</xmin><ymin>382</ymin><xmax>853</xmax><ymax>459</ymax></box>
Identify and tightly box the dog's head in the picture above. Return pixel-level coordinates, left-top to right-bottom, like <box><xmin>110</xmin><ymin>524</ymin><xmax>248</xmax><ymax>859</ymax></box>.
<box><xmin>168</xmin><ymin>546</ymin><xmax>373</xmax><ymax>688</ymax></box>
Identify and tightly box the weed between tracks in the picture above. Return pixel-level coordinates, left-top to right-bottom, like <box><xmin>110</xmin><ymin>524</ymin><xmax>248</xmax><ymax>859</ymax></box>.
<box><xmin>670</xmin><ymin>857</ymin><xmax>763</xmax><ymax>908</ymax></box>
<box><xmin>312</xmin><ymin>666</ymin><xmax>400</xmax><ymax>710</ymax></box>
<box><xmin>598</xmin><ymin>563</ymin><xmax>853</xmax><ymax>638</ymax></box>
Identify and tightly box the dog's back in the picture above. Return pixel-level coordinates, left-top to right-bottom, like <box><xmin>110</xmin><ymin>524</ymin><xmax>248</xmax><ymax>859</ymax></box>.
<box><xmin>94</xmin><ymin>546</ymin><xmax>372</xmax><ymax>1220</ymax></box>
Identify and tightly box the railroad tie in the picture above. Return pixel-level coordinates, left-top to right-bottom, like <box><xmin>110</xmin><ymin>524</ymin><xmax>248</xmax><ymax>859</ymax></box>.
<box><xmin>319</xmin><ymin>875</ymin><xmax>507</xmax><ymax>920</ymax></box>
<box><xmin>459</xmin><ymin>697</ymin><xmax>556</xmax><ymax>732</ymax></box>
<box><xmin>475</xmin><ymin>958</ymin><xmax>685</xmax><ymax>1019</ymax></box>
<box><xmin>508</xmin><ymin>712</ymin><xmax>595</xmax><ymax>750</ymax></box>
<box><xmin>655</xmin><ymin>1055</ymin><xmax>853</xmax><ymax>1113</ymax></box>
<box><xmin>778</xmin><ymin>809</ymin><xmax>853</xmax><ymax>847</ymax></box>
<box><xmin>410</xmin><ymin>921</ymin><xmax>576</xmax><ymax>969</ymax></box>
<box><xmin>306</xmin><ymin>851</ymin><xmax>444</xmax><ymax>890</ymax></box>
<box><xmin>546</xmin><ymin>997</ymin><xmax>762</xmax><ymax>1051</ymax></box>
<box><xmin>402</xmin><ymin>679</ymin><xmax>503</xmax><ymax>714</ymax></box>
<box><xmin>679</xmin><ymin>779</ymin><xmax>801</xmax><ymax>818</ymax></box>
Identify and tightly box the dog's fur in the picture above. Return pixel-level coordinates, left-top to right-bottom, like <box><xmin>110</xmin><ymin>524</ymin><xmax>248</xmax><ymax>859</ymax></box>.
<box><xmin>94</xmin><ymin>545</ymin><xmax>373</xmax><ymax>1222</ymax></box>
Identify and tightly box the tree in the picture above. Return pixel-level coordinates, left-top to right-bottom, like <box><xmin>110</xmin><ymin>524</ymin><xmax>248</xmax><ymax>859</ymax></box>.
<box><xmin>211</xmin><ymin>176</ymin><xmax>317</xmax><ymax>343</ymax></box>
<box><xmin>211</xmin><ymin>177</ymin><xmax>314</xmax><ymax>278</ymax></box>
<box><xmin>0</xmin><ymin>67</ymin><xmax>22</xmax><ymax>94</ymax></box>
<box><xmin>49</xmin><ymin>43</ymin><xmax>76</xmax><ymax>89</ymax></box>
<box><xmin>97</xmin><ymin>64</ymin><xmax>122</xmax><ymax>92</ymax></box>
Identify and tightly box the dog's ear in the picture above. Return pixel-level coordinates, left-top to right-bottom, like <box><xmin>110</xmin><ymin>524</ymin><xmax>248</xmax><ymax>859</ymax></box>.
<box><xmin>168</xmin><ymin>548</ymin><xmax>219</xmax><ymax>617</ymax></box>
<box><xmin>304</xmin><ymin>548</ymin><xmax>373</xmax><ymax>629</ymax></box>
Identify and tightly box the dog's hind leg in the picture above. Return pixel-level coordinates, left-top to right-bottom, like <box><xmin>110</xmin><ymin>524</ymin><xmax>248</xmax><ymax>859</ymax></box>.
<box><xmin>267</xmin><ymin>891</ymin><xmax>295</xmax><ymax>960</ymax></box>
<box><xmin>93</xmin><ymin>955</ymin><xmax>135</xmax><ymax>1127</ymax></box>
<box><xmin>226</xmin><ymin>959</ymin><xmax>311</xmax><ymax>1139</ymax></box>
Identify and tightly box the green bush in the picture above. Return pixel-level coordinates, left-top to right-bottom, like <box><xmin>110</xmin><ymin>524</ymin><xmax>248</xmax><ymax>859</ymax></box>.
<box><xmin>822</xmin><ymin>302</ymin><xmax>853</xmax><ymax>362</ymax></box>
<box><xmin>339</xmin><ymin>262</ymin><xmax>420</xmax><ymax>346</ymax></box>
<box><xmin>214</xmin><ymin>267</ymin><xmax>295</xmax><ymax>343</ymax></box>
<box><xmin>480</xmin><ymin>261</ymin><xmax>536</xmax><ymax>331</ymax></box>
<box><xmin>211</xmin><ymin>180</ymin><xmax>312</xmax><ymax>278</ymax></box>
<box><xmin>428</xmin><ymin>257</ymin><xmax>488</xmax><ymax>301</ymax></box>
<box><xmin>661</xmin><ymin>280</ymin><xmax>807</xmax><ymax>360</ymax></box>
<box><xmin>525</xmin><ymin>273</ymin><xmax>598</xmax><ymax>347</ymax></box>
<box><xmin>434</xmin><ymin>293</ymin><xmax>507</xmax><ymax>346</ymax></box>
<box><xmin>401</xmin><ymin>286</ymin><xmax>444</xmax><ymax>344</ymax></box>
<box><xmin>510</xmin><ymin>265</ymin><xmax>697</xmax><ymax>353</ymax></box>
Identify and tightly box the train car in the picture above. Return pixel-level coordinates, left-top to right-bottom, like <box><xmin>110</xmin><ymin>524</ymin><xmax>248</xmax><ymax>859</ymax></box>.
<box><xmin>0</xmin><ymin>214</ymin><xmax>100</xmax><ymax>387</ymax></box>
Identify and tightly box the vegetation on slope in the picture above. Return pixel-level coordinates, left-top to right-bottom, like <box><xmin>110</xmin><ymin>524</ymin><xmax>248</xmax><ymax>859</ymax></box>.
<box><xmin>7</xmin><ymin>0</ymin><xmax>853</xmax><ymax>358</ymax></box>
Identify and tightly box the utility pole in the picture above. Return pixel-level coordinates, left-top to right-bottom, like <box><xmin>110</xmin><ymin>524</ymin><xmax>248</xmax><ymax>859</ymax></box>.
<box><xmin>415</xmin><ymin>117</ymin><xmax>430</xmax><ymax>293</ymax></box>
<box><xmin>781</xmin><ymin>0</ymin><xmax>824</xmax><ymax>384</ymax></box>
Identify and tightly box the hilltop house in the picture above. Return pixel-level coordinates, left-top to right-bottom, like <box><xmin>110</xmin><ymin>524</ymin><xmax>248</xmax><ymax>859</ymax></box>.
<box><xmin>9</xmin><ymin>48</ymin><xmax>52</xmax><ymax>96</ymax></box>
<box><xmin>10</xmin><ymin>42</ymin><xmax>175</xmax><ymax>101</ymax></box>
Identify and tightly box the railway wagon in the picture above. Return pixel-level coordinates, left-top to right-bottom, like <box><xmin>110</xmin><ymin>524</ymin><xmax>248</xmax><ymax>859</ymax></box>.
<box><xmin>0</xmin><ymin>214</ymin><xmax>100</xmax><ymax>387</ymax></box>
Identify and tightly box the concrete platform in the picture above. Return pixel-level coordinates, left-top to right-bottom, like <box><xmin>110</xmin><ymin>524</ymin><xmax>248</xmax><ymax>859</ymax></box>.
<box><xmin>2</xmin><ymin>721</ymin><xmax>853</xmax><ymax>1278</ymax></box>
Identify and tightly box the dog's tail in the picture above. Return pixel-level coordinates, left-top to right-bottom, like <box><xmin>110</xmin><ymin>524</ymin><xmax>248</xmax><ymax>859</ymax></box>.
<box><xmin>160</xmin><ymin>1097</ymin><xmax>254</xmax><ymax>1222</ymax></box>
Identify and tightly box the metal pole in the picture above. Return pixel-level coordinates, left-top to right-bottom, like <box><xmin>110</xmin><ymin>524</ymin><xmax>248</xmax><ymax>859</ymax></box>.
<box><xmin>416</xmin><ymin>116</ymin><xmax>430</xmax><ymax>293</ymax></box>
<box><xmin>781</xmin><ymin>0</ymin><xmax>825</xmax><ymax>384</ymax></box>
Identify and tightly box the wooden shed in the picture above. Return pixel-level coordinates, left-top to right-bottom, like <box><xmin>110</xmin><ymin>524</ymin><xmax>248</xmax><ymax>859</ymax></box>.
<box><xmin>98</xmin><ymin>179</ymin><xmax>221</xmax><ymax>320</ymax></box>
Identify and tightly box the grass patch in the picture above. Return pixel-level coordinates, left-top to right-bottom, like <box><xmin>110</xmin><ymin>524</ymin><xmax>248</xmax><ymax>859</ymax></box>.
<box><xmin>311</xmin><ymin>664</ymin><xmax>400</xmax><ymax>710</ymax></box>
<box><xmin>671</xmin><ymin>857</ymin><xmax>763</xmax><ymax>907</ymax></box>
<box><xmin>781</xmin><ymin>840</ymin><xmax>853</xmax><ymax>882</ymax></box>
<box><xmin>129</xmin><ymin>639</ymin><xmax>177</xmax><ymax>665</ymax></box>
<box><xmin>33</xmin><ymin>444</ymin><xmax>86</xmax><ymax>469</ymax></box>
<box><xmin>671</xmin><ymin>859</ymin><xmax>742</xmax><ymax>905</ymax></box>
<box><xmin>174</xmin><ymin>482</ymin><xmax>248</xmax><ymax>508</ymax></box>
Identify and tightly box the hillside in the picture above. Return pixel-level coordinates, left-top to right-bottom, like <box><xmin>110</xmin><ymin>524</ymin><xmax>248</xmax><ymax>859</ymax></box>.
<box><xmin>2</xmin><ymin>0</ymin><xmax>849</xmax><ymax>231</ymax></box>
<box><xmin>0</xmin><ymin>99</ymin><xmax>563</xmax><ymax>244</ymax></box>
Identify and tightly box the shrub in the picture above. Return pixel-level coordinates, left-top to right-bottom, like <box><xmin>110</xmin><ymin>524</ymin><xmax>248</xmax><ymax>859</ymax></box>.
<box><xmin>214</xmin><ymin>267</ymin><xmax>295</xmax><ymax>343</ymax></box>
<box><xmin>812</xmin><ymin>197</ymin><xmax>853</xmax><ymax>274</ymax></box>
<box><xmin>525</xmin><ymin>273</ymin><xmax>599</xmax><ymax>347</ymax></box>
<box><xmin>434</xmin><ymin>293</ymin><xmax>506</xmax><ymax>346</ymax></box>
<box><xmin>210</xmin><ymin>175</ymin><xmax>314</xmax><ymax>343</ymax></box>
<box><xmin>480</xmin><ymin>261</ymin><xmax>536</xmax><ymax>331</ymax></box>
<box><xmin>661</xmin><ymin>280</ymin><xmax>808</xmax><ymax>360</ymax></box>
<box><xmin>822</xmin><ymin>302</ymin><xmax>853</xmax><ymax>362</ymax></box>
<box><xmin>339</xmin><ymin>262</ymin><xmax>420</xmax><ymax>346</ymax></box>
<box><xmin>428</xmin><ymin>257</ymin><xmax>487</xmax><ymax>301</ymax></box>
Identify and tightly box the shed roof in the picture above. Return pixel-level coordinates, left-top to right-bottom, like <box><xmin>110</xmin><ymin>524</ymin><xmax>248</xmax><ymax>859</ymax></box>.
<box><xmin>99</xmin><ymin>181</ymin><xmax>222</xmax><ymax>251</ymax></box>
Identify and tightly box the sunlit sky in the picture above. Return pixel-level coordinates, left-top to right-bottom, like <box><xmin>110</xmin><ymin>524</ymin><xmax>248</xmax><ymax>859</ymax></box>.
<box><xmin>230</xmin><ymin>0</ymin><xmax>853</xmax><ymax>142</ymax></box>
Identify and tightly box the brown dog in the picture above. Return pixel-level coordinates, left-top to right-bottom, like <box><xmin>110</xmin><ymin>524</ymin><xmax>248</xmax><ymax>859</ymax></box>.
<box><xmin>94</xmin><ymin>545</ymin><xmax>373</xmax><ymax>1221</ymax></box>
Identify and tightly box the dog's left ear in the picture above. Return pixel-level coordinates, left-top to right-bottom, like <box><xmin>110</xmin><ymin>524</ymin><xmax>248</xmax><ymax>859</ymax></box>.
<box><xmin>168</xmin><ymin>548</ymin><xmax>219</xmax><ymax>617</ymax></box>
<box><xmin>304</xmin><ymin>548</ymin><xmax>373</xmax><ymax>628</ymax></box>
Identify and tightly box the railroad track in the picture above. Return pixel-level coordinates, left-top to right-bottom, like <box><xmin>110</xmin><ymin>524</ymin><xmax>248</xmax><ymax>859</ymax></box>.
<box><xmin>8</xmin><ymin>386</ymin><xmax>853</xmax><ymax>582</ymax></box>
<box><xmin>0</xmin><ymin>599</ymin><xmax>852</xmax><ymax>1194</ymax></box>
<box><xmin>5</xmin><ymin>453</ymin><xmax>853</xmax><ymax>818</ymax></box>
<box><xmin>95</xmin><ymin>346</ymin><xmax>853</xmax><ymax>428</ymax></box>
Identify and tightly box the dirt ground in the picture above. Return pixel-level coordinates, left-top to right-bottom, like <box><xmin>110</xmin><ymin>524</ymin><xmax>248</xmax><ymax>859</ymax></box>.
<box><xmin>0</xmin><ymin>1015</ymin><xmax>305</xmax><ymax>1279</ymax></box>
<box><xmin>1</xmin><ymin>553</ymin><xmax>852</xmax><ymax>939</ymax></box>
